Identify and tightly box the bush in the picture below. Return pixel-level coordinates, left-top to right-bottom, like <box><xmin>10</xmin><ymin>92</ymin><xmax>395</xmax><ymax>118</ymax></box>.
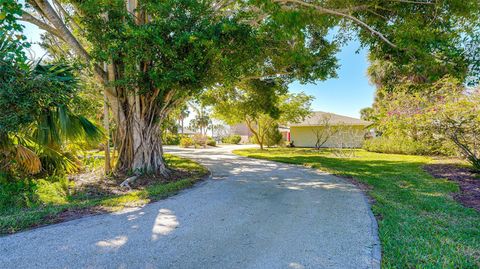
<box><xmin>179</xmin><ymin>137</ymin><xmax>194</xmax><ymax>148</ymax></box>
<box><xmin>0</xmin><ymin>174</ymin><xmax>73</xmax><ymax>211</ymax></box>
<box><xmin>222</xmin><ymin>135</ymin><xmax>241</xmax><ymax>144</ymax></box>
<box><xmin>265</xmin><ymin>124</ymin><xmax>283</xmax><ymax>147</ymax></box>
<box><xmin>35</xmin><ymin>175</ymin><xmax>72</xmax><ymax>205</ymax></box>
<box><xmin>192</xmin><ymin>134</ymin><xmax>207</xmax><ymax>148</ymax></box>
<box><xmin>363</xmin><ymin>136</ymin><xmax>440</xmax><ymax>156</ymax></box>
<box><xmin>207</xmin><ymin>137</ymin><xmax>216</xmax><ymax>146</ymax></box>
<box><xmin>163</xmin><ymin>133</ymin><xmax>181</xmax><ymax>145</ymax></box>
<box><xmin>0</xmin><ymin>177</ymin><xmax>38</xmax><ymax>211</ymax></box>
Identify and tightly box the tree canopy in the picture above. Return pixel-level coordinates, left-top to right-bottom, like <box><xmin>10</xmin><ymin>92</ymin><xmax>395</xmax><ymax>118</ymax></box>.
<box><xmin>6</xmin><ymin>0</ymin><xmax>479</xmax><ymax>175</ymax></box>
<box><xmin>204</xmin><ymin>84</ymin><xmax>312</xmax><ymax>149</ymax></box>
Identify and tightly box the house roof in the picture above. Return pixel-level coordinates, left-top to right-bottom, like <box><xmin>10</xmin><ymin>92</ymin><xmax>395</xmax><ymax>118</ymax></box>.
<box><xmin>290</xmin><ymin>111</ymin><xmax>372</xmax><ymax>127</ymax></box>
<box><xmin>278</xmin><ymin>126</ymin><xmax>290</xmax><ymax>132</ymax></box>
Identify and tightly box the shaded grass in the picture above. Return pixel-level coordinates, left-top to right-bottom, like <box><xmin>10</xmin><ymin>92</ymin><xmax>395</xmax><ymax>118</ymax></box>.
<box><xmin>0</xmin><ymin>154</ymin><xmax>208</xmax><ymax>235</ymax></box>
<box><xmin>233</xmin><ymin>148</ymin><xmax>480</xmax><ymax>268</ymax></box>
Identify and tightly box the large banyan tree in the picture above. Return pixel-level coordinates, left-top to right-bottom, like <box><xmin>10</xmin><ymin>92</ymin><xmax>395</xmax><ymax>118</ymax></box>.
<box><xmin>16</xmin><ymin>0</ymin><xmax>478</xmax><ymax>176</ymax></box>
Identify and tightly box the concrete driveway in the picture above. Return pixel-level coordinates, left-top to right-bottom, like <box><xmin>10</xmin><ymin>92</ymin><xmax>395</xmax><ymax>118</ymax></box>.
<box><xmin>0</xmin><ymin>145</ymin><xmax>380</xmax><ymax>269</ymax></box>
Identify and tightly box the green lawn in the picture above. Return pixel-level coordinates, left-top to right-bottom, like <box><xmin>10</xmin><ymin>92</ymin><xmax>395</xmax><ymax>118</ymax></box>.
<box><xmin>0</xmin><ymin>154</ymin><xmax>208</xmax><ymax>235</ymax></box>
<box><xmin>233</xmin><ymin>148</ymin><xmax>480</xmax><ymax>268</ymax></box>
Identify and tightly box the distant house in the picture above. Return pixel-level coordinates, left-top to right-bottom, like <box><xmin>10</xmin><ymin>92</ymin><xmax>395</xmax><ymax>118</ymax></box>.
<box><xmin>289</xmin><ymin>111</ymin><xmax>372</xmax><ymax>148</ymax></box>
<box><xmin>180</xmin><ymin>128</ymin><xmax>201</xmax><ymax>136</ymax></box>
<box><xmin>278</xmin><ymin>126</ymin><xmax>290</xmax><ymax>142</ymax></box>
<box><xmin>230</xmin><ymin>124</ymin><xmax>291</xmax><ymax>144</ymax></box>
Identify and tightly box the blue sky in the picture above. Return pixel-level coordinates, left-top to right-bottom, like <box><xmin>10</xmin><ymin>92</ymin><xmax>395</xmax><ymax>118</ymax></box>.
<box><xmin>289</xmin><ymin>41</ymin><xmax>375</xmax><ymax>118</ymax></box>
<box><xmin>23</xmin><ymin>23</ymin><xmax>375</xmax><ymax>118</ymax></box>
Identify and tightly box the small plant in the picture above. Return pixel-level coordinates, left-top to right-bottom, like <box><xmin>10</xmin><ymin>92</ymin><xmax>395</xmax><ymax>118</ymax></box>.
<box><xmin>163</xmin><ymin>133</ymin><xmax>181</xmax><ymax>145</ymax></box>
<box><xmin>192</xmin><ymin>134</ymin><xmax>207</xmax><ymax>148</ymax></box>
<box><xmin>179</xmin><ymin>137</ymin><xmax>194</xmax><ymax>148</ymax></box>
<box><xmin>36</xmin><ymin>175</ymin><xmax>73</xmax><ymax>205</ymax></box>
<box><xmin>0</xmin><ymin>176</ymin><xmax>38</xmax><ymax>211</ymax></box>
<box><xmin>206</xmin><ymin>137</ymin><xmax>216</xmax><ymax>146</ymax></box>
<box><xmin>332</xmin><ymin>143</ymin><xmax>356</xmax><ymax>158</ymax></box>
<box><xmin>222</xmin><ymin>135</ymin><xmax>241</xmax><ymax>144</ymax></box>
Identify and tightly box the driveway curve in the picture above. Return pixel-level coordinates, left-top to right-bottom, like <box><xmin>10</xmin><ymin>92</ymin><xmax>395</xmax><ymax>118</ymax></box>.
<box><xmin>0</xmin><ymin>145</ymin><xmax>380</xmax><ymax>269</ymax></box>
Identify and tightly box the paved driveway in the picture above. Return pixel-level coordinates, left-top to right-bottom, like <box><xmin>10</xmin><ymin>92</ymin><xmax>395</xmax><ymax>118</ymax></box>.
<box><xmin>0</xmin><ymin>145</ymin><xmax>380</xmax><ymax>269</ymax></box>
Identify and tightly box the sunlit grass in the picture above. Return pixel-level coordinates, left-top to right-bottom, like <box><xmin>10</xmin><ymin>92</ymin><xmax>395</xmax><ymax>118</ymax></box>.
<box><xmin>233</xmin><ymin>148</ymin><xmax>480</xmax><ymax>268</ymax></box>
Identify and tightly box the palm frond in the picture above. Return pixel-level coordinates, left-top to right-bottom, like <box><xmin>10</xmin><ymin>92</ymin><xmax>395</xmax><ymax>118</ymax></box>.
<box><xmin>78</xmin><ymin>115</ymin><xmax>103</xmax><ymax>143</ymax></box>
<box><xmin>57</xmin><ymin>105</ymin><xmax>70</xmax><ymax>136</ymax></box>
<box><xmin>15</xmin><ymin>145</ymin><xmax>41</xmax><ymax>174</ymax></box>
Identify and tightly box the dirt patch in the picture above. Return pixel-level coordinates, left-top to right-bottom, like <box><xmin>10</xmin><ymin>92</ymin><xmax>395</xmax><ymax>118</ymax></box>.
<box><xmin>50</xmin><ymin>168</ymin><xmax>208</xmax><ymax>227</ymax></box>
<box><xmin>48</xmin><ymin>206</ymin><xmax>109</xmax><ymax>226</ymax></box>
<box><xmin>424</xmin><ymin>164</ymin><xmax>480</xmax><ymax>212</ymax></box>
<box><xmin>133</xmin><ymin>169</ymin><xmax>192</xmax><ymax>187</ymax></box>
<box><xmin>71</xmin><ymin>168</ymin><xmax>195</xmax><ymax>197</ymax></box>
<box><xmin>70</xmin><ymin>169</ymin><xmax>128</xmax><ymax>197</ymax></box>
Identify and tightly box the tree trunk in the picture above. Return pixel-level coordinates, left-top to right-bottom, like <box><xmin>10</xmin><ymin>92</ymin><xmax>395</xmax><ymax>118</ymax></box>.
<box><xmin>103</xmin><ymin>91</ymin><xmax>111</xmax><ymax>174</ymax></box>
<box><xmin>115</xmin><ymin>111</ymin><xmax>170</xmax><ymax>177</ymax></box>
<box><xmin>25</xmin><ymin>0</ymin><xmax>173</xmax><ymax>178</ymax></box>
<box><xmin>103</xmin><ymin>63</ymin><xmax>112</xmax><ymax>174</ymax></box>
<box><xmin>246</xmin><ymin>119</ymin><xmax>264</xmax><ymax>150</ymax></box>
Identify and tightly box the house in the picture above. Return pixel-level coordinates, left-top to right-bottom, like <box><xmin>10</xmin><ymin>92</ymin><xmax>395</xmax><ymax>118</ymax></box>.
<box><xmin>278</xmin><ymin>126</ymin><xmax>290</xmax><ymax>142</ymax></box>
<box><xmin>179</xmin><ymin>128</ymin><xmax>201</xmax><ymax>136</ymax></box>
<box><xmin>289</xmin><ymin>111</ymin><xmax>372</xmax><ymax>148</ymax></box>
<box><xmin>230</xmin><ymin>124</ymin><xmax>292</xmax><ymax>144</ymax></box>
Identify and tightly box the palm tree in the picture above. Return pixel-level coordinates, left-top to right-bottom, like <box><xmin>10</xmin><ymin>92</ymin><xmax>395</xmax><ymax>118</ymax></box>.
<box><xmin>178</xmin><ymin>105</ymin><xmax>190</xmax><ymax>134</ymax></box>
<box><xmin>0</xmin><ymin>47</ymin><xmax>102</xmax><ymax>176</ymax></box>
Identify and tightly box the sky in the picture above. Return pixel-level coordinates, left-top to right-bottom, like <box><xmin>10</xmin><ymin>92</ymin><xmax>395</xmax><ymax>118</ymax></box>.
<box><xmin>22</xmin><ymin>22</ymin><xmax>375</xmax><ymax>119</ymax></box>
<box><xmin>289</xmin><ymin>41</ymin><xmax>375</xmax><ymax>118</ymax></box>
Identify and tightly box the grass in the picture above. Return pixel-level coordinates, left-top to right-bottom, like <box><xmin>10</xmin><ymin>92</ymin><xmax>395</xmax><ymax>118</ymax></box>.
<box><xmin>233</xmin><ymin>148</ymin><xmax>480</xmax><ymax>268</ymax></box>
<box><xmin>0</xmin><ymin>154</ymin><xmax>208</xmax><ymax>235</ymax></box>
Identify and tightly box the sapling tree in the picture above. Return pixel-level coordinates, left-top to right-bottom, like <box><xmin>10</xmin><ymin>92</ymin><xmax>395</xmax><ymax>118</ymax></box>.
<box><xmin>205</xmin><ymin>84</ymin><xmax>313</xmax><ymax>150</ymax></box>
<box><xmin>427</xmin><ymin>87</ymin><xmax>480</xmax><ymax>170</ymax></box>
<box><xmin>309</xmin><ymin>115</ymin><xmax>338</xmax><ymax>150</ymax></box>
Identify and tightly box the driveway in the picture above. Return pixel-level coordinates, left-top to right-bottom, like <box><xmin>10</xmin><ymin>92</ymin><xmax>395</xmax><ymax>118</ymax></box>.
<box><xmin>0</xmin><ymin>145</ymin><xmax>380</xmax><ymax>269</ymax></box>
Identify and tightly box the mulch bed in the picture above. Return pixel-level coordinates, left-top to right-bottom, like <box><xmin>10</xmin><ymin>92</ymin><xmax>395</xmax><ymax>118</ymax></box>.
<box><xmin>133</xmin><ymin>169</ymin><xmax>192</xmax><ymax>187</ymax></box>
<box><xmin>424</xmin><ymin>164</ymin><xmax>480</xmax><ymax>212</ymax></box>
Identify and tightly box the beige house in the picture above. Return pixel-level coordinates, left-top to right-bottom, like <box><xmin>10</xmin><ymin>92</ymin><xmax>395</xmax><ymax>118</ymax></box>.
<box><xmin>290</xmin><ymin>111</ymin><xmax>372</xmax><ymax>148</ymax></box>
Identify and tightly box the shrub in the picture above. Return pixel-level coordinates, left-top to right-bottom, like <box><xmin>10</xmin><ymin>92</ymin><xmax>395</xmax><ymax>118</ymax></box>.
<box><xmin>192</xmin><ymin>134</ymin><xmax>207</xmax><ymax>148</ymax></box>
<box><xmin>35</xmin><ymin>175</ymin><xmax>73</xmax><ymax>205</ymax></box>
<box><xmin>0</xmin><ymin>174</ymin><xmax>73</xmax><ymax>211</ymax></box>
<box><xmin>222</xmin><ymin>135</ymin><xmax>241</xmax><ymax>144</ymax></box>
<box><xmin>163</xmin><ymin>133</ymin><xmax>181</xmax><ymax>145</ymax></box>
<box><xmin>0</xmin><ymin>176</ymin><xmax>38</xmax><ymax>211</ymax></box>
<box><xmin>179</xmin><ymin>137</ymin><xmax>194</xmax><ymax>148</ymax></box>
<box><xmin>206</xmin><ymin>137</ymin><xmax>216</xmax><ymax>146</ymax></box>
<box><xmin>265</xmin><ymin>124</ymin><xmax>283</xmax><ymax>147</ymax></box>
<box><xmin>363</xmin><ymin>136</ymin><xmax>437</xmax><ymax>155</ymax></box>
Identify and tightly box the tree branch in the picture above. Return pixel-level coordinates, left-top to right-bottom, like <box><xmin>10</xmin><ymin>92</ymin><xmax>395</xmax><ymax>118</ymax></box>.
<box><xmin>20</xmin><ymin>11</ymin><xmax>65</xmax><ymax>41</ymax></box>
<box><xmin>273</xmin><ymin>0</ymin><xmax>398</xmax><ymax>48</ymax></box>
<box><xmin>52</xmin><ymin>0</ymin><xmax>84</xmax><ymax>33</ymax></box>
<box><xmin>30</xmin><ymin>0</ymin><xmax>107</xmax><ymax>82</ymax></box>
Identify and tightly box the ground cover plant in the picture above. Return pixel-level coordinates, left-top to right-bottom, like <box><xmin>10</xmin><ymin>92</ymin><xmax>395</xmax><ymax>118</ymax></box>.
<box><xmin>234</xmin><ymin>148</ymin><xmax>480</xmax><ymax>268</ymax></box>
<box><xmin>0</xmin><ymin>154</ymin><xmax>208</xmax><ymax>235</ymax></box>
